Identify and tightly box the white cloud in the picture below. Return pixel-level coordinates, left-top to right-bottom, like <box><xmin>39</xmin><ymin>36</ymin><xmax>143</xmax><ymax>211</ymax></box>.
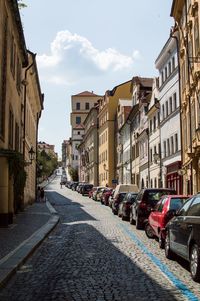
<box><xmin>37</xmin><ymin>30</ymin><xmax>141</xmax><ymax>85</ymax></box>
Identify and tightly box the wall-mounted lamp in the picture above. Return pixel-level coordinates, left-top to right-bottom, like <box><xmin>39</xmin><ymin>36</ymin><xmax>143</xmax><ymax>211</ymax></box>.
<box><xmin>124</xmin><ymin>161</ymin><xmax>131</xmax><ymax>171</ymax></box>
<box><xmin>25</xmin><ymin>146</ymin><xmax>35</xmax><ymax>166</ymax></box>
<box><xmin>177</xmin><ymin>169</ymin><xmax>187</xmax><ymax>176</ymax></box>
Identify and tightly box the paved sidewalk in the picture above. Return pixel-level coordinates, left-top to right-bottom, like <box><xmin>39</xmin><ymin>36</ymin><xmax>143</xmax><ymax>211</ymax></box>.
<box><xmin>0</xmin><ymin>193</ymin><xmax>59</xmax><ymax>288</ymax></box>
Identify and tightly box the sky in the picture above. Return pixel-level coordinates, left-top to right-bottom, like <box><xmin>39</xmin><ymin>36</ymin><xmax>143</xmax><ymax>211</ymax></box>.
<box><xmin>20</xmin><ymin>0</ymin><xmax>174</xmax><ymax>158</ymax></box>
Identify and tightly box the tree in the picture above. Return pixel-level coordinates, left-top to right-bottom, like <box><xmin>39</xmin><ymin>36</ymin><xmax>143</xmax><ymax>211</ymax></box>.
<box><xmin>37</xmin><ymin>150</ymin><xmax>58</xmax><ymax>182</ymax></box>
<box><xmin>17</xmin><ymin>0</ymin><xmax>27</xmax><ymax>9</ymax></box>
<box><xmin>69</xmin><ymin>167</ymin><xmax>79</xmax><ymax>181</ymax></box>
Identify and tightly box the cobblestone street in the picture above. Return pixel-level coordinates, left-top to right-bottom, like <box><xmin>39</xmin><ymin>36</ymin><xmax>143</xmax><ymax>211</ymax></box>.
<box><xmin>0</xmin><ymin>177</ymin><xmax>199</xmax><ymax>301</ymax></box>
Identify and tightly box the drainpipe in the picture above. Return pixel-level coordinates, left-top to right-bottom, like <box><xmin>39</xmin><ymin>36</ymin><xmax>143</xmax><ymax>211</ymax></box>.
<box><xmin>22</xmin><ymin>54</ymin><xmax>36</xmax><ymax>160</ymax></box>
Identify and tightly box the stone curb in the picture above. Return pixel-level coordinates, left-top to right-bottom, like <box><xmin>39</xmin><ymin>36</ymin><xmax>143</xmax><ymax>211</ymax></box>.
<box><xmin>0</xmin><ymin>201</ymin><xmax>59</xmax><ymax>289</ymax></box>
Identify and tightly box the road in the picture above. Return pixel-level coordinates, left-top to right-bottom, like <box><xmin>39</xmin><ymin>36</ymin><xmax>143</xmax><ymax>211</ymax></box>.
<box><xmin>0</xmin><ymin>176</ymin><xmax>199</xmax><ymax>301</ymax></box>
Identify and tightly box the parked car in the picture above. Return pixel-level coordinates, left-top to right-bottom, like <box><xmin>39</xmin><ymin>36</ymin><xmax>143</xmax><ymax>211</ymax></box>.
<box><xmin>130</xmin><ymin>188</ymin><xmax>176</xmax><ymax>229</ymax></box>
<box><xmin>76</xmin><ymin>183</ymin><xmax>84</xmax><ymax>193</ymax></box>
<box><xmin>145</xmin><ymin>195</ymin><xmax>189</xmax><ymax>248</ymax></box>
<box><xmin>113</xmin><ymin>184</ymin><xmax>139</xmax><ymax>200</ymax></box>
<box><xmin>165</xmin><ymin>194</ymin><xmax>200</xmax><ymax>282</ymax></box>
<box><xmin>118</xmin><ymin>192</ymin><xmax>138</xmax><ymax>220</ymax></box>
<box><xmin>80</xmin><ymin>184</ymin><xmax>93</xmax><ymax>195</ymax></box>
<box><xmin>89</xmin><ymin>187</ymin><xmax>96</xmax><ymax>198</ymax></box>
<box><xmin>112</xmin><ymin>192</ymin><xmax>127</xmax><ymax>215</ymax></box>
<box><xmin>102</xmin><ymin>188</ymin><xmax>113</xmax><ymax>206</ymax></box>
<box><xmin>71</xmin><ymin>182</ymin><xmax>79</xmax><ymax>191</ymax></box>
<box><xmin>93</xmin><ymin>186</ymin><xmax>106</xmax><ymax>201</ymax></box>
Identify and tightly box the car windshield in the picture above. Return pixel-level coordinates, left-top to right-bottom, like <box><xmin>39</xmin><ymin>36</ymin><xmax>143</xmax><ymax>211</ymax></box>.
<box><xmin>147</xmin><ymin>191</ymin><xmax>174</xmax><ymax>202</ymax></box>
<box><xmin>169</xmin><ymin>197</ymin><xmax>188</xmax><ymax>211</ymax></box>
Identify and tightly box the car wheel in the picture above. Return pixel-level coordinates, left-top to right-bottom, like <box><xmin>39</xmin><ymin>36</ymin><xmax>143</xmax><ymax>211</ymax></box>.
<box><xmin>145</xmin><ymin>223</ymin><xmax>155</xmax><ymax>238</ymax></box>
<box><xmin>118</xmin><ymin>211</ymin><xmax>122</xmax><ymax>218</ymax></box>
<box><xmin>112</xmin><ymin>208</ymin><xmax>117</xmax><ymax>215</ymax></box>
<box><xmin>158</xmin><ymin>232</ymin><xmax>165</xmax><ymax>249</ymax></box>
<box><xmin>190</xmin><ymin>244</ymin><xmax>200</xmax><ymax>282</ymax></box>
<box><xmin>136</xmin><ymin>214</ymin><xmax>143</xmax><ymax>230</ymax></box>
<box><xmin>165</xmin><ymin>231</ymin><xmax>174</xmax><ymax>259</ymax></box>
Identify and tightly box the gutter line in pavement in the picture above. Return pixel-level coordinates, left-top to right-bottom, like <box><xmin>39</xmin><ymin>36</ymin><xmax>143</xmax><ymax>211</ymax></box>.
<box><xmin>120</xmin><ymin>223</ymin><xmax>199</xmax><ymax>301</ymax></box>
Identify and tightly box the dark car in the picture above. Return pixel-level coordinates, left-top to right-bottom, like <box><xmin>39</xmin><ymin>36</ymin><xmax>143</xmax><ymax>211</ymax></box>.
<box><xmin>118</xmin><ymin>192</ymin><xmax>138</xmax><ymax>220</ymax></box>
<box><xmin>80</xmin><ymin>184</ymin><xmax>93</xmax><ymax>195</ymax></box>
<box><xmin>130</xmin><ymin>188</ymin><xmax>176</xmax><ymax>229</ymax></box>
<box><xmin>165</xmin><ymin>194</ymin><xmax>200</xmax><ymax>282</ymax></box>
<box><xmin>145</xmin><ymin>195</ymin><xmax>189</xmax><ymax>248</ymax></box>
<box><xmin>112</xmin><ymin>192</ymin><xmax>126</xmax><ymax>215</ymax></box>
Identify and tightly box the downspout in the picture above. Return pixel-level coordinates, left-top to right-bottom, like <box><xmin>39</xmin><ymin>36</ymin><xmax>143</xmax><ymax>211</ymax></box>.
<box><xmin>22</xmin><ymin>53</ymin><xmax>36</xmax><ymax>160</ymax></box>
<box><xmin>184</xmin><ymin>0</ymin><xmax>193</xmax><ymax>194</ymax></box>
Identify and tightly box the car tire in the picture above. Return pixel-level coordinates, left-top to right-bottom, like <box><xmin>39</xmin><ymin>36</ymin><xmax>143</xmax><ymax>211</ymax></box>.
<box><xmin>145</xmin><ymin>223</ymin><xmax>155</xmax><ymax>239</ymax></box>
<box><xmin>165</xmin><ymin>231</ymin><xmax>174</xmax><ymax>259</ymax></box>
<box><xmin>118</xmin><ymin>211</ymin><xmax>122</xmax><ymax>218</ymax></box>
<box><xmin>136</xmin><ymin>214</ymin><xmax>143</xmax><ymax>230</ymax></box>
<box><xmin>190</xmin><ymin>244</ymin><xmax>200</xmax><ymax>282</ymax></box>
<box><xmin>112</xmin><ymin>208</ymin><xmax>117</xmax><ymax>215</ymax></box>
<box><xmin>158</xmin><ymin>232</ymin><xmax>165</xmax><ymax>249</ymax></box>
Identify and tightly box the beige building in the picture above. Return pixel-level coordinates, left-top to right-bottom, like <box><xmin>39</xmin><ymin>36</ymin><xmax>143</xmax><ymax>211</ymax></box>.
<box><xmin>70</xmin><ymin>91</ymin><xmax>102</xmax><ymax>170</ymax></box>
<box><xmin>98</xmin><ymin>80</ymin><xmax>132</xmax><ymax>187</ymax></box>
<box><xmin>78</xmin><ymin>106</ymin><xmax>99</xmax><ymax>185</ymax></box>
<box><xmin>171</xmin><ymin>0</ymin><xmax>200</xmax><ymax>194</ymax></box>
<box><xmin>0</xmin><ymin>1</ymin><xmax>43</xmax><ymax>226</ymax></box>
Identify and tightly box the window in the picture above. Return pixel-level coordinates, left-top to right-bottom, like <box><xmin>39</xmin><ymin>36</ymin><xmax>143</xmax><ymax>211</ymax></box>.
<box><xmin>167</xmin><ymin>138</ymin><xmax>170</xmax><ymax>156</ymax></box>
<box><xmin>76</xmin><ymin>102</ymin><xmax>80</xmax><ymax>110</ymax></box>
<box><xmin>164</xmin><ymin>141</ymin><xmax>167</xmax><ymax>158</ymax></box>
<box><xmin>169</xmin><ymin>97</ymin><xmax>173</xmax><ymax>114</ymax></box>
<box><xmin>85</xmin><ymin>102</ymin><xmax>89</xmax><ymax>110</ymax></box>
<box><xmin>173</xmin><ymin>93</ymin><xmax>177</xmax><ymax>110</ymax></box>
<box><xmin>179</xmin><ymin>198</ymin><xmax>194</xmax><ymax>216</ymax></box>
<box><xmin>154</xmin><ymin>178</ymin><xmax>157</xmax><ymax>188</ymax></box>
<box><xmin>187</xmin><ymin>197</ymin><xmax>200</xmax><ymax>216</ymax></box>
<box><xmin>172</xmin><ymin>57</ymin><xmax>175</xmax><ymax>70</ymax></box>
<box><xmin>76</xmin><ymin>116</ymin><xmax>81</xmax><ymax>124</ymax></box>
<box><xmin>171</xmin><ymin>136</ymin><xmax>174</xmax><ymax>154</ymax></box>
<box><xmin>153</xmin><ymin>116</ymin><xmax>156</xmax><ymax>130</ymax></box>
<box><xmin>175</xmin><ymin>133</ymin><xmax>178</xmax><ymax>152</ymax></box>
<box><xmin>162</xmin><ymin>104</ymin><xmax>165</xmax><ymax>120</ymax></box>
<box><xmin>168</xmin><ymin>61</ymin><xmax>172</xmax><ymax>75</ymax></box>
<box><xmin>150</xmin><ymin>148</ymin><xmax>152</xmax><ymax>163</ymax></box>
<box><xmin>165</xmin><ymin>66</ymin><xmax>168</xmax><ymax>80</ymax></box>
<box><xmin>16</xmin><ymin>57</ymin><xmax>21</xmax><ymax>93</ymax></box>
<box><xmin>166</xmin><ymin>101</ymin><xmax>169</xmax><ymax>116</ymax></box>
<box><xmin>77</xmin><ymin>131</ymin><xmax>80</xmax><ymax>135</ymax></box>
<box><xmin>161</xmin><ymin>71</ymin><xmax>164</xmax><ymax>85</ymax></box>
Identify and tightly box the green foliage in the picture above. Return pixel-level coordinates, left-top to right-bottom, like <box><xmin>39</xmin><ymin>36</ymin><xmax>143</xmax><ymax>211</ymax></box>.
<box><xmin>37</xmin><ymin>150</ymin><xmax>58</xmax><ymax>180</ymax></box>
<box><xmin>17</xmin><ymin>0</ymin><xmax>27</xmax><ymax>9</ymax></box>
<box><xmin>69</xmin><ymin>167</ymin><xmax>79</xmax><ymax>181</ymax></box>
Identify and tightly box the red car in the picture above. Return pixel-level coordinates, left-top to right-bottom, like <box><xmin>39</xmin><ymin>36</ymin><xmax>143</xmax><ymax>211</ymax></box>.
<box><xmin>145</xmin><ymin>195</ymin><xmax>189</xmax><ymax>248</ymax></box>
<box><xmin>88</xmin><ymin>187</ymin><xmax>96</xmax><ymax>198</ymax></box>
<box><xmin>102</xmin><ymin>188</ymin><xmax>113</xmax><ymax>205</ymax></box>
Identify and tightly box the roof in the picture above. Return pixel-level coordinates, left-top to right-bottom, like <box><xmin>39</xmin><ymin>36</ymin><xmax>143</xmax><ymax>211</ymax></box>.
<box><xmin>132</xmin><ymin>76</ymin><xmax>153</xmax><ymax>88</ymax></box>
<box><xmin>72</xmin><ymin>91</ymin><xmax>100</xmax><ymax>97</ymax></box>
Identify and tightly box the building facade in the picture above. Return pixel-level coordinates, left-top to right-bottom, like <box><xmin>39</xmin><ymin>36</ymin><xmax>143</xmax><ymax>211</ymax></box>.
<box><xmin>171</xmin><ymin>0</ymin><xmax>200</xmax><ymax>194</ymax></box>
<box><xmin>70</xmin><ymin>91</ymin><xmax>101</xmax><ymax>170</ymax></box>
<box><xmin>156</xmin><ymin>36</ymin><xmax>183</xmax><ymax>194</ymax></box>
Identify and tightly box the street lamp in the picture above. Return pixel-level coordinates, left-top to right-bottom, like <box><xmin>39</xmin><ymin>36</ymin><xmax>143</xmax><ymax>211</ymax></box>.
<box><xmin>153</xmin><ymin>151</ymin><xmax>163</xmax><ymax>188</ymax></box>
<box><xmin>25</xmin><ymin>147</ymin><xmax>35</xmax><ymax>166</ymax></box>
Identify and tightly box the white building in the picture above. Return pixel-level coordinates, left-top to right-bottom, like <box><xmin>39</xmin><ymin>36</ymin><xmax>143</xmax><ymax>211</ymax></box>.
<box><xmin>155</xmin><ymin>37</ymin><xmax>182</xmax><ymax>193</ymax></box>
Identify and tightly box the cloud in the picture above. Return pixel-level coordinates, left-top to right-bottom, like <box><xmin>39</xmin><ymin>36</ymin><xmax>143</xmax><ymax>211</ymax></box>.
<box><xmin>37</xmin><ymin>30</ymin><xmax>141</xmax><ymax>85</ymax></box>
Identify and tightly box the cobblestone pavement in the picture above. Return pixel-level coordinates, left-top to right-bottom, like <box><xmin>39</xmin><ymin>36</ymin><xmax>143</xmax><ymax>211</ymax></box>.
<box><xmin>0</xmin><ymin>177</ymin><xmax>199</xmax><ymax>301</ymax></box>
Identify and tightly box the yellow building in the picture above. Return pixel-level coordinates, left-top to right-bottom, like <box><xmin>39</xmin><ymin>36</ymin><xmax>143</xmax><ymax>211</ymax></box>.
<box><xmin>0</xmin><ymin>1</ymin><xmax>43</xmax><ymax>226</ymax></box>
<box><xmin>70</xmin><ymin>91</ymin><xmax>101</xmax><ymax>169</ymax></box>
<box><xmin>98</xmin><ymin>80</ymin><xmax>132</xmax><ymax>187</ymax></box>
<box><xmin>171</xmin><ymin>0</ymin><xmax>200</xmax><ymax>194</ymax></box>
